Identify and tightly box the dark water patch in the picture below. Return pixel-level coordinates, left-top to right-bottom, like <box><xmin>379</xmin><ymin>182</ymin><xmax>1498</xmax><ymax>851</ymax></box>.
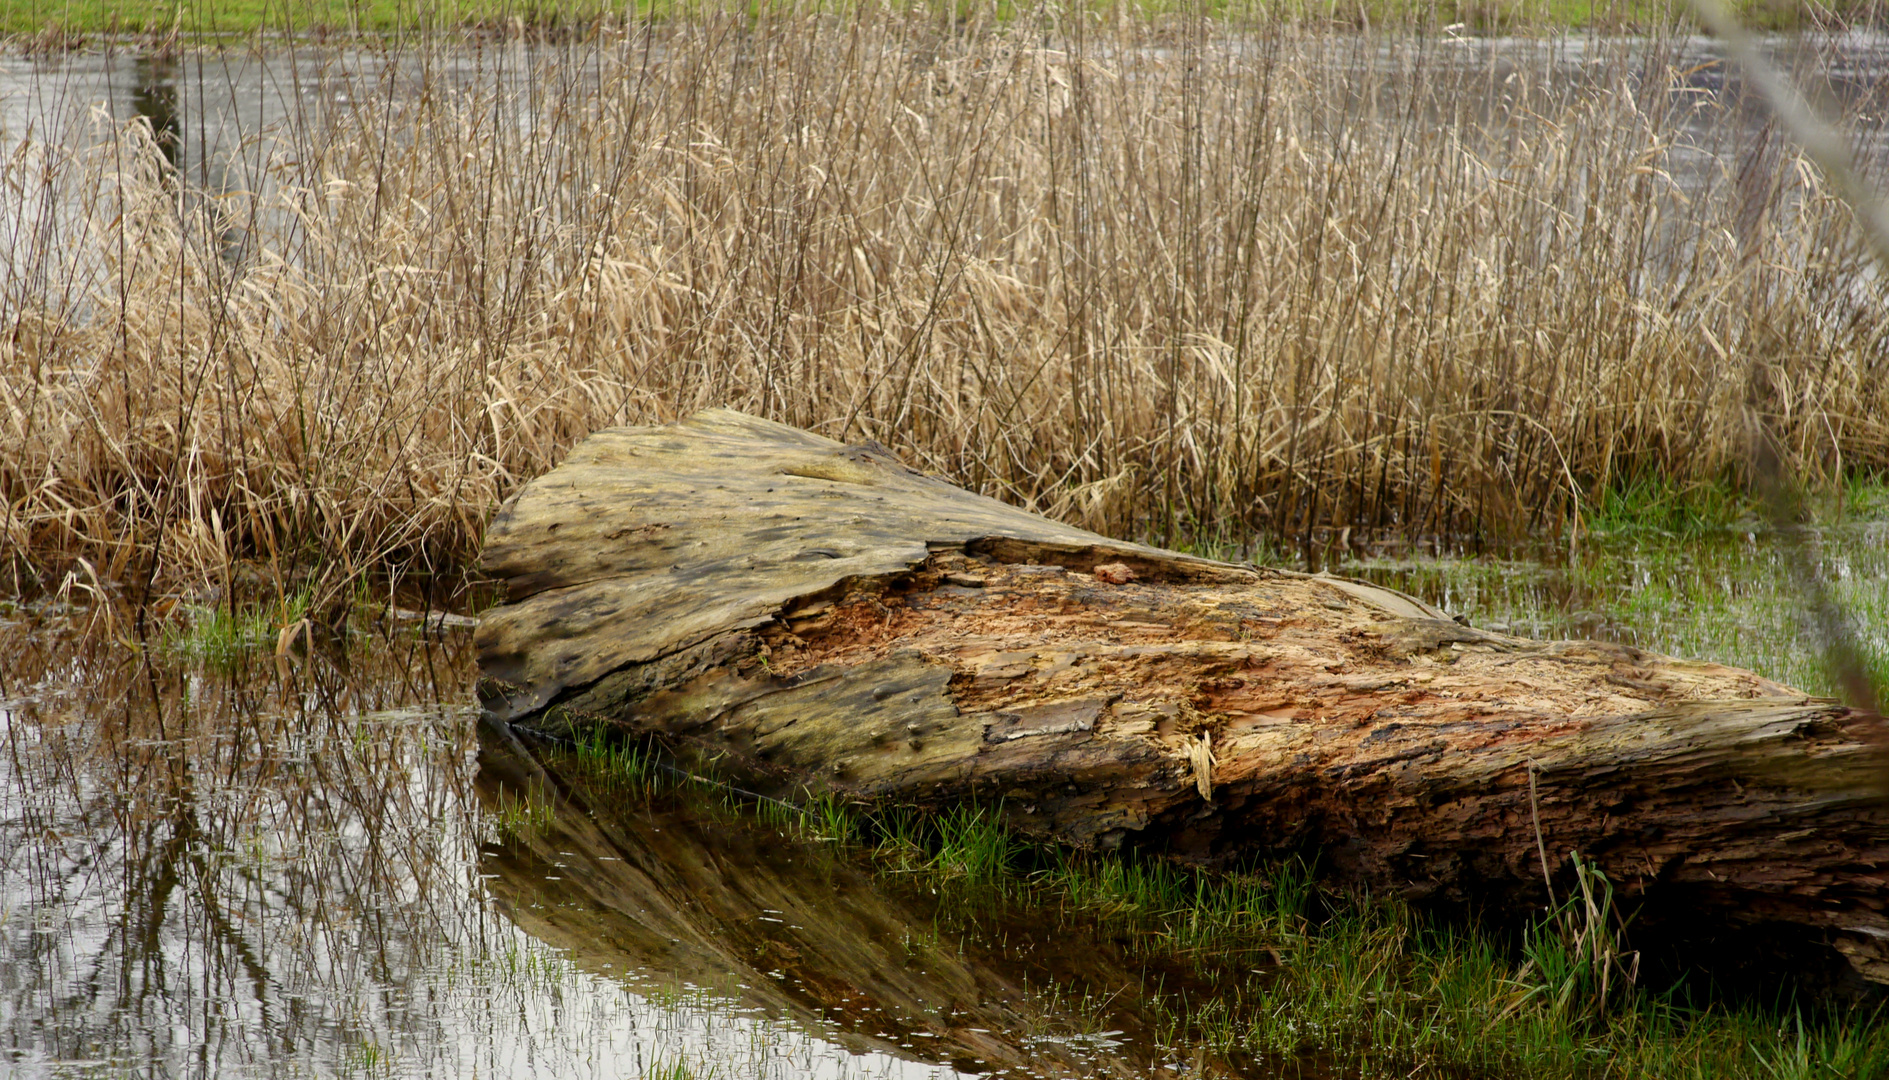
<box><xmin>128</xmin><ymin>52</ymin><xmax>179</xmax><ymax>169</ymax></box>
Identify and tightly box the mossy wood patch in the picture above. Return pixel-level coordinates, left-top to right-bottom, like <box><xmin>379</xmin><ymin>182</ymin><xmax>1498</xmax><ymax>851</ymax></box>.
<box><xmin>477</xmin><ymin>408</ymin><xmax>1889</xmax><ymax>984</ymax></box>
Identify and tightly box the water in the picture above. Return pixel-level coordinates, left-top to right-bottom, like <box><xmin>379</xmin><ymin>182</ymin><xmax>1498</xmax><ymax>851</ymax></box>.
<box><xmin>0</xmin><ymin>46</ymin><xmax>534</xmax><ymax>194</ymax></box>
<box><xmin>2</xmin><ymin>498</ymin><xmax>1884</xmax><ymax>1078</ymax></box>
<box><xmin>0</xmin><ymin>614</ymin><xmax>924</xmax><ymax>1078</ymax></box>
<box><xmin>0</xmin><ymin>605</ymin><xmax>1209</xmax><ymax>1078</ymax></box>
<box><xmin>3</xmin><ymin>30</ymin><xmax>1887</xmax><ymax>238</ymax></box>
<box><xmin>1335</xmin><ymin>509</ymin><xmax>1889</xmax><ymax>698</ymax></box>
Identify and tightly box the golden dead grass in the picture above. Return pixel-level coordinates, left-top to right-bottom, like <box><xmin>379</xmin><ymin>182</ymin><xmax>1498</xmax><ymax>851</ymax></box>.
<box><xmin>2</xmin><ymin>12</ymin><xmax>1886</xmax><ymax>609</ymax></box>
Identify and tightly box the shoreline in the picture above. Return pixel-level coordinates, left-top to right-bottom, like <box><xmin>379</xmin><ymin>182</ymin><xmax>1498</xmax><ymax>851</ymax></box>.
<box><xmin>6</xmin><ymin>0</ymin><xmax>1883</xmax><ymax>49</ymax></box>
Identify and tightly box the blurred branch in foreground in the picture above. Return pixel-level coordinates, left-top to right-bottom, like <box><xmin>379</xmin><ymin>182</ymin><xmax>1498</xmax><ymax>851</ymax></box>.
<box><xmin>1691</xmin><ymin>0</ymin><xmax>1889</xmax><ymax>264</ymax></box>
<box><xmin>1748</xmin><ymin>376</ymin><xmax>1886</xmax><ymax>725</ymax></box>
<box><xmin>1695</xmin><ymin>0</ymin><xmax>1887</xmax><ymax>737</ymax></box>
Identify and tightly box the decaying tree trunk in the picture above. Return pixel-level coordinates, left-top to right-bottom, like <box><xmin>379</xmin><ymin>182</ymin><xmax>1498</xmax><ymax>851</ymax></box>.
<box><xmin>476</xmin><ymin>409</ymin><xmax>1889</xmax><ymax>984</ymax></box>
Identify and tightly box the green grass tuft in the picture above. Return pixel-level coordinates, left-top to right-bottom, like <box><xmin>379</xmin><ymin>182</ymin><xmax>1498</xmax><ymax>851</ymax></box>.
<box><xmin>487</xmin><ymin>783</ymin><xmax>556</xmax><ymax>842</ymax></box>
<box><xmin>160</xmin><ymin>587</ymin><xmax>310</xmax><ymax>664</ymax></box>
<box><xmin>1585</xmin><ymin>477</ymin><xmax>1754</xmax><ymax>537</ymax></box>
<box><xmin>565</xmin><ymin>721</ymin><xmax>660</xmax><ymax>793</ymax></box>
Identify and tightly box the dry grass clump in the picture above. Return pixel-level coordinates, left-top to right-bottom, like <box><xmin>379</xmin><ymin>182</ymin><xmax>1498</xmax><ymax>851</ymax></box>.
<box><xmin>3</xmin><ymin>11</ymin><xmax>1886</xmax><ymax>608</ymax></box>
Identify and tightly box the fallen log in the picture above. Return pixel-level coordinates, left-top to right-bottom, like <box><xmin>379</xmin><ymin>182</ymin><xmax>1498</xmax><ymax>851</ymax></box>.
<box><xmin>476</xmin><ymin>408</ymin><xmax>1889</xmax><ymax>985</ymax></box>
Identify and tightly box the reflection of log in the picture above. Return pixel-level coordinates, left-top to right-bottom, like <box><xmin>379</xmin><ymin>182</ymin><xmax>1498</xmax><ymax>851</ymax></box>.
<box><xmin>476</xmin><ymin>719</ymin><xmax>1197</xmax><ymax>1077</ymax></box>
<box><xmin>476</xmin><ymin>409</ymin><xmax>1889</xmax><ymax>984</ymax></box>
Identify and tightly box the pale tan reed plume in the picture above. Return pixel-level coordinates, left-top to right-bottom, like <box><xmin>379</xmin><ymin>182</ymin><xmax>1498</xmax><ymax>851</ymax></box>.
<box><xmin>2</xmin><ymin>11</ymin><xmax>1885</xmax><ymax>611</ymax></box>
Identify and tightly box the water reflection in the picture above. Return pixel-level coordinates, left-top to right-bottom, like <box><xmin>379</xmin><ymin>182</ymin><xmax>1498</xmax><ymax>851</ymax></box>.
<box><xmin>129</xmin><ymin>53</ymin><xmax>180</xmax><ymax>171</ymax></box>
<box><xmin>476</xmin><ymin>724</ymin><xmax>1231</xmax><ymax>1078</ymax></box>
<box><xmin>0</xmin><ymin>607</ymin><xmax>1216</xmax><ymax>1078</ymax></box>
<box><xmin>0</xmin><ymin>612</ymin><xmax>491</xmax><ymax>1076</ymax></box>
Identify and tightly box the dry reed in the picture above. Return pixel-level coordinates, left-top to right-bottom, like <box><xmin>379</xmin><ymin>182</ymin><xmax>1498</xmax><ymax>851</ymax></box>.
<box><xmin>3</xmin><ymin>11</ymin><xmax>1886</xmax><ymax>610</ymax></box>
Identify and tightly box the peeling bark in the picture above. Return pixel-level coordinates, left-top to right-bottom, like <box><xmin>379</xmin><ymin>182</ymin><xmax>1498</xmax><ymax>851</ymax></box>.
<box><xmin>477</xmin><ymin>409</ymin><xmax>1889</xmax><ymax>984</ymax></box>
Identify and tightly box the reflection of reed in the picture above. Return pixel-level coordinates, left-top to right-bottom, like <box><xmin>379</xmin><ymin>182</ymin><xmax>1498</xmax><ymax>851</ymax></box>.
<box><xmin>0</xmin><ymin>610</ymin><xmax>1230</xmax><ymax>1077</ymax></box>
<box><xmin>129</xmin><ymin>52</ymin><xmax>181</xmax><ymax>172</ymax></box>
<box><xmin>0</xmin><ymin>616</ymin><xmax>486</xmax><ymax>1074</ymax></box>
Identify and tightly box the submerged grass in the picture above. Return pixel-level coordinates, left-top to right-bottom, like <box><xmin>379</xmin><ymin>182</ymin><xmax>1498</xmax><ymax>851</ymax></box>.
<box><xmin>487</xmin><ymin>781</ymin><xmax>558</xmax><ymax>841</ymax></box>
<box><xmin>533</xmin><ymin>718</ymin><xmax>1889</xmax><ymax>1078</ymax></box>
<box><xmin>157</xmin><ymin>585</ymin><xmax>310</xmax><ymax>662</ymax></box>
<box><xmin>159</xmin><ymin>599</ymin><xmax>277</xmax><ymax>661</ymax></box>
<box><xmin>4</xmin><ymin>11</ymin><xmax>1887</xmax><ymax>612</ymax></box>
<box><xmin>1343</xmin><ymin>486</ymin><xmax>1889</xmax><ymax>696</ymax></box>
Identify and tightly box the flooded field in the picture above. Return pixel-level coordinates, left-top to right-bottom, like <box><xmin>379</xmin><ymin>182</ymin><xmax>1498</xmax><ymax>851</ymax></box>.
<box><xmin>4</xmin><ymin>496</ymin><xmax>1886</xmax><ymax>1079</ymax></box>
<box><xmin>1340</xmin><ymin>494</ymin><xmax>1889</xmax><ymax>700</ymax></box>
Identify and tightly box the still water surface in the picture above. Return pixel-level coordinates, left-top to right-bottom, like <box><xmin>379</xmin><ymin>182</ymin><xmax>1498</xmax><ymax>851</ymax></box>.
<box><xmin>3</xmin><ymin>31</ymin><xmax>1888</xmax><ymax>226</ymax></box>
<box><xmin>0</xmin><ymin>613</ymin><xmax>984</xmax><ymax>1078</ymax></box>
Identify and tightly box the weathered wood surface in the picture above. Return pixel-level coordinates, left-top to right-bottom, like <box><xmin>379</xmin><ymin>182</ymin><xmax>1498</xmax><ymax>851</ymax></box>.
<box><xmin>477</xmin><ymin>408</ymin><xmax>1889</xmax><ymax>983</ymax></box>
